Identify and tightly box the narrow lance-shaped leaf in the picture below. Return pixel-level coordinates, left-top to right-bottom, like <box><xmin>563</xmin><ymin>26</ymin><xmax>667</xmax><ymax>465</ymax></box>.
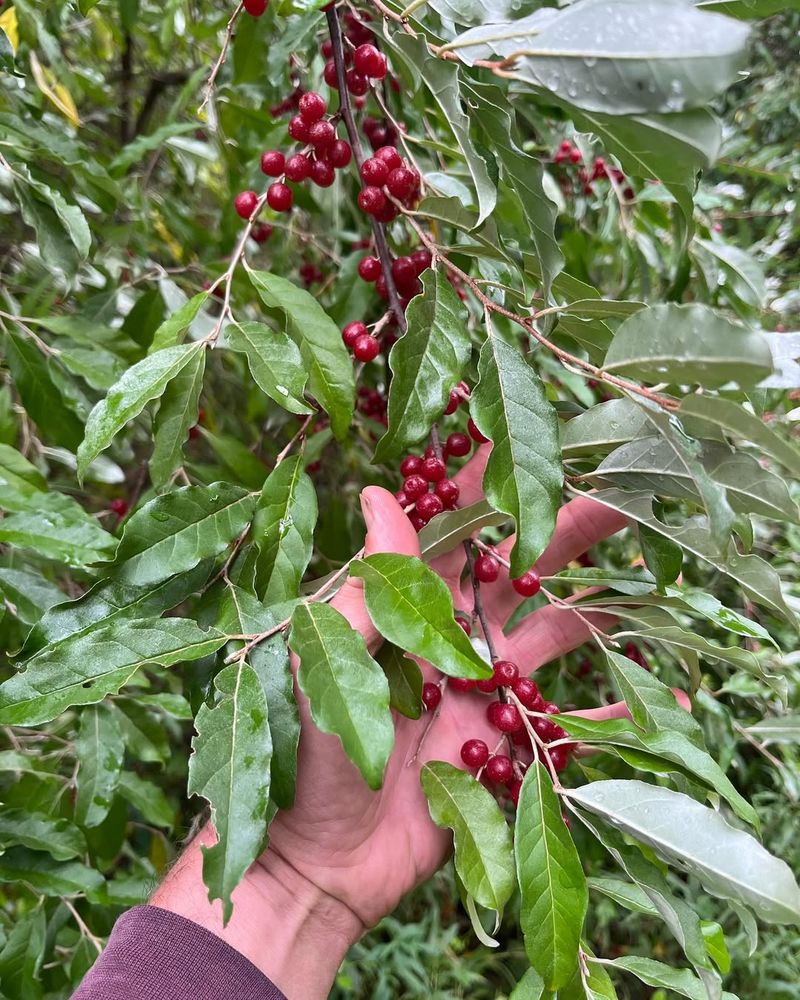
<box><xmin>226</xmin><ymin>321</ymin><xmax>311</xmax><ymax>415</ymax></box>
<box><xmin>74</xmin><ymin>704</ymin><xmax>126</xmax><ymax>828</ymax></box>
<box><xmin>0</xmin><ymin>618</ymin><xmax>227</xmax><ymax>727</ymax></box>
<box><xmin>0</xmin><ymin>849</ymin><xmax>104</xmax><ymax>898</ymax></box>
<box><xmin>350</xmin><ymin>554</ymin><xmax>492</xmax><ymax>679</ymax></box>
<box><xmin>421</xmin><ymin>761</ymin><xmax>515</xmax><ymax>911</ymax></box>
<box><xmin>0</xmin><ymin>810</ymin><xmax>85</xmax><ymax>862</ymax></box>
<box><xmin>603</xmin><ymin>303</ymin><xmax>773</xmax><ymax>387</ymax></box>
<box><xmin>77</xmin><ymin>344</ymin><xmax>204</xmax><ymax>479</ymax></box>
<box><xmin>374</xmin><ymin>270</ymin><xmax>470</xmax><ymax>462</ymax></box>
<box><xmin>188</xmin><ymin>660</ymin><xmax>273</xmax><ymax>923</ymax></box>
<box><xmin>598</xmin><ymin>956</ymin><xmax>739</xmax><ymax>1000</ymax></box>
<box><xmin>149</xmin><ymin>346</ymin><xmax>206</xmax><ymax>490</ymax></box>
<box><xmin>639</xmin><ymin>522</ymin><xmax>683</xmax><ymax>589</ymax></box>
<box><xmin>246</xmin><ymin>269</ymin><xmax>354</xmax><ymax>440</ymax></box>
<box><xmin>252</xmin><ymin>455</ymin><xmax>317</xmax><ymax>604</ymax></box>
<box><xmin>289</xmin><ymin>602</ymin><xmax>394</xmax><ymax>789</ymax></box>
<box><xmin>249</xmin><ymin>634</ymin><xmax>301</xmax><ymax>810</ymax></box>
<box><xmin>112</xmin><ymin>483</ymin><xmax>257</xmax><ymax>587</ymax></box>
<box><xmin>377</xmin><ymin>643</ymin><xmax>423</xmax><ymax>720</ymax></box>
<box><xmin>419</xmin><ymin>500</ymin><xmax>507</xmax><ymax>562</ymax></box>
<box><xmin>515</xmin><ymin>761</ymin><xmax>587</xmax><ymax>989</ymax></box>
<box><xmin>446</xmin><ymin>0</ymin><xmax>750</xmax><ymax>116</ymax></box>
<box><xmin>566</xmin><ymin>779</ymin><xmax>800</xmax><ymax>924</ymax></box>
<box><xmin>470</xmin><ymin>329</ymin><xmax>562</xmax><ymax>576</ymax></box>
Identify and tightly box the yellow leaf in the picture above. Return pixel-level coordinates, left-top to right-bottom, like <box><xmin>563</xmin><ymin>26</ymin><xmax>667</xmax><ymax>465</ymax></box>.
<box><xmin>29</xmin><ymin>52</ymin><xmax>81</xmax><ymax>127</ymax></box>
<box><xmin>0</xmin><ymin>6</ymin><xmax>18</xmax><ymax>51</ymax></box>
<box><xmin>152</xmin><ymin>211</ymin><xmax>185</xmax><ymax>262</ymax></box>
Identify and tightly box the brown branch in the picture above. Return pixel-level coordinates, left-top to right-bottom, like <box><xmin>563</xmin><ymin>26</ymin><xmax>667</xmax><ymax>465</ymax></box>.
<box><xmin>200</xmin><ymin>3</ymin><xmax>243</xmax><ymax>115</ymax></box>
<box><xmin>326</xmin><ymin>6</ymin><xmax>406</xmax><ymax>332</ymax></box>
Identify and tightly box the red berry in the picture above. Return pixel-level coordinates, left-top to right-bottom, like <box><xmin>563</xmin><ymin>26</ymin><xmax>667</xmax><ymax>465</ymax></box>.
<box><xmin>411</xmin><ymin>248</ymin><xmax>432</xmax><ymax>274</ymax></box>
<box><xmin>353</xmin><ymin>334</ymin><xmax>380</xmax><ymax>362</ymax></box>
<box><xmin>251</xmin><ymin>222</ymin><xmax>273</xmax><ymax>244</ymax></box>
<box><xmin>391</xmin><ymin>256</ymin><xmax>416</xmax><ymax>287</ymax></box>
<box><xmin>422</xmin><ymin>682</ymin><xmax>441</xmax><ymax>711</ymax></box>
<box><xmin>403</xmin><ymin>474</ymin><xmax>428</xmax><ymax>501</ymax></box>
<box><xmin>474</xmin><ymin>554</ymin><xmax>500</xmax><ymax>583</ymax></box>
<box><xmin>455</xmin><ymin>617</ymin><xmax>472</xmax><ymax>636</ymax></box>
<box><xmin>493</xmin><ymin>660</ymin><xmax>519</xmax><ymax>687</ymax></box>
<box><xmin>409</xmin><ymin>512</ymin><xmax>426</xmax><ymax>532</ymax></box>
<box><xmin>260</xmin><ymin>150</ymin><xmax>285</xmax><ymax>176</ymax></box>
<box><xmin>284</xmin><ymin>153</ymin><xmax>312</xmax><ymax>182</ymax></box>
<box><xmin>444</xmin><ymin>432</ymin><xmax>470</xmax><ymax>457</ymax></box>
<box><xmin>342</xmin><ymin>321</ymin><xmax>367</xmax><ymax>347</ymax></box>
<box><xmin>512</xmin><ymin>569</ymin><xmax>541</xmax><ymax>598</ymax></box>
<box><xmin>354</xmin><ymin>43</ymin><xmax>385</xmax><ymax>79</ymax></box>
<box><xmin>234</xmin><ymin>190</ymin><xmax>258</xmax><ymax>219</ymax></box>
<box><xmin>549</xmin><ymin>746</ymin><xmax>571</xmax><ymax>772</ymax></box>
<box><xmin>267</xmin><ymin>182</ymin><xmax>292</xmax><ymax>212</ymax></box>
<box><xmin>460</xmin><ymin>739</ymin><xmax>489</xmax><ymax>768</ymax></box>
<box><xmin>420</xmin><ymin>456</ymin><xmax>446</xmax><ymax>482</ymax></box>
<box><xmin>435</xmin><ymin>479</ymin><xmax>459</xmax><ymax>508</ymax></box>
<box><xmin>328</xmin><ymin>139</ymin><xmax>352</xmax><ymax>168</ymax></box>
<box><xmin>488</xmin><ymin>702</ymin><xmax>523</xmax><ymax>733</ymax></box>
<box><xmin>450</xmin><ymin>676</ymin><xmax>475</xmax><ymax>693</ymax></box>
<box><xmin>386</xmin><ymin>167</ymin><xmax>417</xmax><ymax>199</ymax></box>
<box><xmin>400</xmin><ymin>454</ymin><xmax>422</xmax><ymax>477</ymax></box>
<box><xmin>308</xmin><ymin>120</ymin><xmax>335</xmax><ymax>150</ymax></box>
<box><xmin>321</xmin><ymin>39</ymin><xmax>333</xmax><ymax>58</ymax></box>
<box><xmin>110</xmin><ymin>498</ymin><xmax>129</xmax><ymax>518</ymax></box>
<box><xmin>624</xmin><ymin>186</ymin><xmax>635</xmax><ymax>201</ymax></box>
<box><xmin>467</xmin><ymin>418</ymin><xmax>490</xmax><ymax>444</ymax></box>
<box><xmin>416</xmin><ymin>492</ymin><xmax>444</xmax><ymax>523</ymax></box>
<box><xmin>323</xmin><ymin>60</ymin><xmax>339</xmax><ymax>88</ymax></box>
<box><xmin>310</xmin><ymin>159</ymin><xmax>335</xmax><ymax>187</ymax></box>
<box><xmin>243</xmin><ymin>0</ymin><xmax>268</xmax><ymax>15</ymax></box>
<box><xmin>374</xmin><ymin>146</ymin><xmax>402</xmax><ymax>171</ymax></box>
<box><xmin>394</xmin><ymin>490</ymin><xmax>409</xmax><ymax>507</ymax></box>
<box><xmin>346</xmin><ymin>70</ymin><xmax>369</xmax><ymax>96</ymax></box>
<box><xmin>543</xmin><ymin>702</ymin><xmax>560</xmax><ymax>715</ymax></box>
<box><xmin>358</xmin><ymin>256</ymin><xmax>381</xmax><ymax>282</ymax></box>
<box><xmin>569</xmin><ymin>148</ymin><xmax>582</xmax><ymax>164</ymax></box>
<box><xmin>510</xmin><ymin>778</ymin><xmax>523</xmax><ymax>805</ymax></box>
<box><xmin>444</xmin><ymin>390</ymin><xmax>461</xmax><ymax>416</ymax></box>
<box><xmin>288</xmin><ymin>115</ymin><xmax>310</xmax><ymax>142</ymax></box>
<box><xmin>361</xmin><ymin>157</ymin><xmax>389</xmax><ymax>186</ymax></box>
<box><xmin>476</xmin><ymin>676</ymin><xmax>498</xmax><ymax>694</ymax></box>
<box><xmin>486</xmin><ymin>755</ymin><xmax>514</xmax><ymax>784</ymax></box>
<box><xmin>358</xmin><ymin>186</ymin><xmax>386</xmax><ymax>215</ymax></box>
<box><xmin>298</xmin><ymin>91</ymin><xmax>327</xmax><ymax>123</ymax></box>
<box><xmin>512</xmin><ymin>677</ymin><xmax>543</xmax><ymax>711</ymax></box>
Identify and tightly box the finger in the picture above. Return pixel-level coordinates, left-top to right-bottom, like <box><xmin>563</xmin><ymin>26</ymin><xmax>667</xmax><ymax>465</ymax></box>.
<box><xmin>482</xmin><ymin>494</ymin><xmax>628</xmax><ymax>622</ymax></box>
<box><xmin>331</xmin><ymin>485</ymin><xmax>421</xmax><ymax>650</ymax></box>
<box><xmin>496</xmin><ymin>601</ymin><xmax>615</xmax><ymax>672</ymax></box>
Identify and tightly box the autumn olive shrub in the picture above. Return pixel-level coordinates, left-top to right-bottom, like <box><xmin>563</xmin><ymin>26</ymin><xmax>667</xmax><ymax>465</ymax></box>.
<box><xmin>1</xmin><ymin>0</ymin><xmax>799</xmax><ymax>996</ymax></box>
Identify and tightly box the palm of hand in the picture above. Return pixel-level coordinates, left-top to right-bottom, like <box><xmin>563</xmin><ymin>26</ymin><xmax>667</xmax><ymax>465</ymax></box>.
<box><xmin>267</xmin><ymin>449</ymin><xmax>626</xmax><ymax>929</ymax></box>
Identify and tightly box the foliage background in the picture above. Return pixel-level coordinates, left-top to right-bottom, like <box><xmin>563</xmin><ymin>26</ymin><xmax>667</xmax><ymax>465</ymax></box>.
<box><xmin>0</xmin><ymin>0</ymin><xmax>799</xmax><ymax>997</ymax></box>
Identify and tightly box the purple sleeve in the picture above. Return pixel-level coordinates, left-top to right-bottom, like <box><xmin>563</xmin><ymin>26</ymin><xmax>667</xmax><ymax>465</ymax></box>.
<box><xmin>72</xmin><ymin>905</ymin><xmax>287</xmax><ymax>1000</ymax></box>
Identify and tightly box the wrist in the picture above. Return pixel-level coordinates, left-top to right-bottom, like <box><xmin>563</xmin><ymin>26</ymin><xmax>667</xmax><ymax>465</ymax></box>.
<box><xmin>151</xmin><ymin>824</ymin><xmax>363</xmax><ymax>1000</ymax></box>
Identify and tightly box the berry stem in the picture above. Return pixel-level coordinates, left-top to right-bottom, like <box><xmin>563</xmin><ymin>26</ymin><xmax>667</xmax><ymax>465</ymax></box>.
<box><xmin>463</xmin><ymin>541</ymin><xmax>500</xmax><ymax>664</ymax></box>
<box><xmin>200</xmin><ymin>2</ymin><xmax>244</xmax><ymax>115</ymax></box>
<box><xmin>325</xmin><ymin>6</ymin><xmax>406</xmax><ymax>332</ymax></box>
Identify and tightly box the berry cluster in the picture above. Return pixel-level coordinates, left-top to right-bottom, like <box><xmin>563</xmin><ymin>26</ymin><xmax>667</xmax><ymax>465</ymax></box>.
<box><xmin>357</xmin><ymin>147</ymin><xmax>421</xmax><ymax>222</ymax></box>
<box><xmin>358</xmin><ymin>245</ymin><xmax>430</xmax><ymax>304</ymax></box>
<box><xmin>553</xmin><ymin>139</ymin><xmax>634</xmax><ymax>201</ymax></box>
<box><xmin>474</xmin><ymin>552</ymin><xmax>543</xmax><ymax>599</ymax></box>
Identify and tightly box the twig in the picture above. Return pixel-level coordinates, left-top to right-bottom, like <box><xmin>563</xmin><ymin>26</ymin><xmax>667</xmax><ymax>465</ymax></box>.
<box><xmin>200</xmin><ymin>3</ymin><xmax>243</xmax><ymax>115</ymax></box>
<box><xmin>63</xmin><ymin>900</ymin><xmax>104</xmax><ymax>956</ymax></box>
<box><xmin>733</xmin><ymin>719</ymin><xmax>785</xmax><ymax>770</ymax></box>
<box><xmin>274</xmin><ymin>413</ymin><xmax>314</xmax><ymax>467</ymax></box>
<box><xmin>464</xmin><ymin>541</ymin><xmax>499</xmax><ymax>663</ymax></box>
<box><xmin>326</xmin><ymin>6</ymin><xmax>406</xmax><ymax>332</ymax></box>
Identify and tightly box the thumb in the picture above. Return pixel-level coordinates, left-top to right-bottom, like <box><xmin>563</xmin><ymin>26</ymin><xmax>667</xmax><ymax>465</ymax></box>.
<box><xmin>330</xmin><ymin>486</ymin><xmax>421</xmax><ymax>649</ymax></box>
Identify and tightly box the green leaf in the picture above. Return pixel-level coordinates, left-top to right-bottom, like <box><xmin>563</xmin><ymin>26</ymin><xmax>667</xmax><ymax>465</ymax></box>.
<box><xmin>447</xmin><ymin>1</ymin><xmax>749</xmax><ymax>115</ymax></box>
<box><xmin>4</xmin><ymin>330</ymin><xmax>85</xmax><ymax>450</ymax></box>
<box><xmin>0</xmin><ymin>505</ymin><xmax>115</xmax><ymax>568</ymax></box>
<box><xmin>419</xmin><ymin>499</ymin><xmax>507</xmax><ymax>562</ymax></box>
<box><xmin>373</xmin><ymin>270</ymin><xmax>470</xmax><ymax>462</ymax></box>
<box><xmin>579</xmin><ymin>488</ymin><xmax>795</xmax><ymax>623</ymax></box>
<box><xmin>0</xmin><ymin>810</ymin><xmax>84</xmax><ymax>861</ymax></box>
<box><xmin>117</xmin><ymin>770</ymin><xmax>175</xmax><ymax>828</ymax></box>
<box><xmin>246</xmin><ymin>270</ymin><xmax>354</xmax><ymax>440</ymax></box>
<box><xmin>551</xmin><ymin>566</ymin><xmax>656</xmax><ymax>596</ymax></box>
<box><xmin>112</xmin><ymin>698</ymin><xmax>170</xmax><ymax>764</ymax></box>
<box><xmin>150</xmin><ymin>346</ymin><xmax>206</xmax><ymax>490</ymax></box>
<box><xmin>351</xmin><ymin>554</ymin><xmax>492</xmax><ymax>679</ymax></box>
<box><xmin>465</xmin><ymin>81</ymin><xmax>563</xmax><ymax>299</ymax></box>
<box><xmin>289</xmin><ymin>602</ymin><xmax>393</xmax><ymax>790</ymax></box>
<box><xmin>0</xmin><ymin>909</ymin><xmax>47</xmax><ymax>1000</ymax></box>
<box><xmin>377</xmin><ymin>642</ymin><xmax>423</xmax><ymax>720</ymax></box>
<box><xmin>0</xmin><ymin>618</ymin><xmax>226</xmax><ymax>726</ymax></box>
<box><xmin>509</xmin><ymin>968</ymin><xmax>546</xmax><ymax>1000</ymax></box>
<box><xmin>470</xmin><ymin>330</ymin><xmax>562</xmax><ymax>576</ymax></box>
<box><xmin>562</xmin><ymin>398</ymin><xmax>651</xmax><ymax>459</ymax></box>
<box><xmin>694</xmin><ymin>238</ymin><xmax>767</xmax><ymax>311</ymax></box>
<box><xmin>77</xmin><ymin>344</ymin><xmax>205</xmax><ymax>478</ymax></box>
<box><xmin>604</xmin><ymin>649</ymin><xmax>703</xmax><ymax>744</ymax></box>
<box><xmin>566</xmin><ymin>780</ymin><xmax>800</xmax><ymax>924</ymax></box>
<box><xmin>420</xmin><ymin>0</ymin><xmax>540</xmax><ymax>26</ymax></box>
<box><xmin>598</xmin><ymin>956</ymin><xmax>738</xmax><ymax>1000</ymax></box>
<box><xmin>0</xmin><ymin>568</ymin><xmax>64</xmax><ymax>627</ymax></box>
<box><xmin>253</xmin><ymin>455</ymin><xmax>317</xmax><ymax>604</ymax></box>
<box><xmin>745</xmin><ymin>716</ymin><xmax>800</xmax><ymax>744</ymax></box>
<box><xmin>639</xmin><ymin>523</ymin><xmax>683</xmax><ymax>589</ymax></box>
<box><xmin>249</xmin><ymin>634</ymin><xmax>300</xmax><ymax>810</ymax></box>
<box><xmin>226</xmin><ymin>321</ymin><xmax>311</xmax><ymax>415</ymax></box>
<box><xmin>110</xmin><ymin>121</ymin><xmax>200</xmax><ymax>173</ymax></box>
<box><xmin>149</xmin><ymin>292</ymin><xmax>210</xmax><ymax>352</ymax></box>
<box><xmin>112</xmin><ymin>483</ymin><xmax>256</xmax><ymax>586</ymax></box>
<box><xmin>556</xmin><ymin>715</ymin><xmax>757</xmax><ymax>826</ymax></box>
<box><xmin>188</xmin><ymin>660</ymin><xmax>273</xmax><ymax>922</ymax></box>
<box><xmin>697</xmin><ymin>0</ymin><xmax>800</xmax><ymax>14</ymax></box>
<box><xmin>515</xmin><ymin>761</ymin><xmax>587</xmax><ymax>989</ymax></box>
<box><xmin>0</xmin><ymin>848</ymin><xmax>104</xmax><ymax>897</ymax></box>
<box><xmin>74</xmin><ymin>704</ymin><xmax>126</xmax><ymax>827</ymax></box>
<box><xmin>679</xmin><ymin>393</ymin><xmax>800</xmax><ymax>479</ymax></box>
<box><xmin>603</xmin><ymin>304</ymin><xmax>773</xmax><ymax>387</ymax></box>
<box><xmin>421</xmin><ymin>761</ymin><xmax>515</xmax><ymax>911</ymax></box>
<box><xmin>14</xmin><ymin>166</ymin><xmax>91</xmax><ymax>258</ymax></box>
<box><xmin>587</xmin><ymin>876</ymin><xmax>659</xmax><ymax>915</ymax></box>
